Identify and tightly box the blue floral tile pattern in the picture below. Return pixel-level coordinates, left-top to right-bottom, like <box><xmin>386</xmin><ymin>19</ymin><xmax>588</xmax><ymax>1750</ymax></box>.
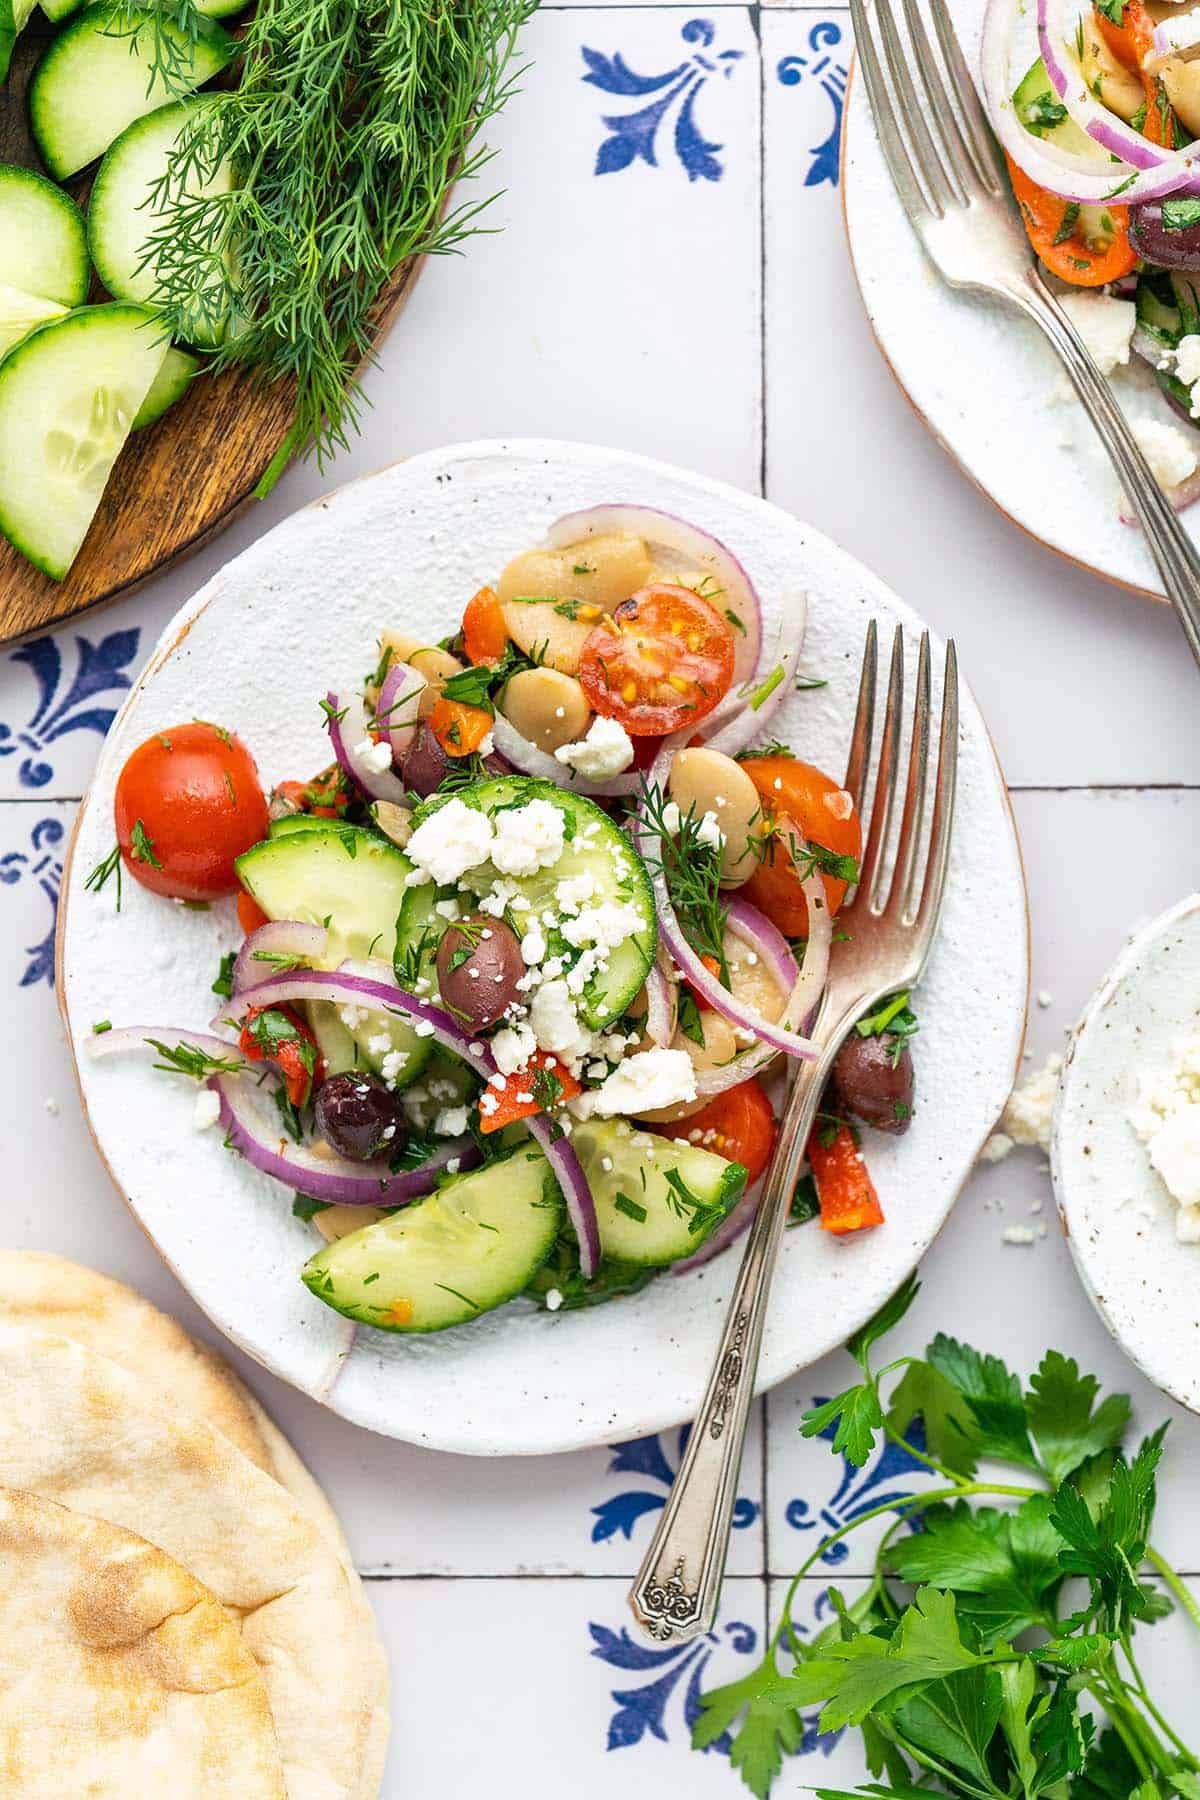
<box><xmin>591</xmin><ymin>1427</ymin><xmax>760</xmax><ymax>1545</ymax></box>
<box><xmin>1</xmin><ymin>814</ymin><xmax>65</xmax><ymax>988</ymax></box>
<box><xmin>0</xmin><ymin>627</ymin><xmax>140</xmax><ymax>792</ymax></box>
<box><xmin>583</xmin><ymin>19</ymin><xmax>743</xmax><ymax>183</ymax></box>
<box><xmin>784</xmin><ymin>1397</ymin><xmax>927</xmax><ymax>1562</ymax></box>
<box><xmin>590</xmin><ymin>1615</ymin><xmax>757</xmax><ymax>1753</ymax></box>
<box><xmin>777</xmin><ymin>22</ymin><xmax>849</xmax><ymax>188</ymax></box>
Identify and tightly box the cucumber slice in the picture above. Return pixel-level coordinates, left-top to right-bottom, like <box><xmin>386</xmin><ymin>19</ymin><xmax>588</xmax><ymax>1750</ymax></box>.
<box><xmin>0</xmin><ymin>0</ymin><xmax>37</xmax><ymax>83</ymax></box>
<box><xmin>0</xmin><ymin>165</ymin><xmax>88</xmax><ymax>306</ymax></box>
<box><xmin>269</xmin><ymin>814</ymin><xmax>336</xmax><ymax>838</ymax></box>
<box><xmin>235</xmin><ymin>822</ymin><xmax>413</xmax><ymax>966</ymax></box>
<box><xmin>131</xmin><ymin>345</ymin><xmax>198</xmax><ymax>429</ymax></box>
<box><xmin>40</xmin><ymin>0</ymin><xmax>85</xmax><ymax>21</ymax></box>
<box><xmin>0</xmin><ymin>284</ymin><xmax>67</xmax><ymax>359</ymax></box>
<box><xmin>305</xmin><ymin>998</ymin><xmax>432</xmax><ymax>1091</ymax></box>
<box><xmin>573</xmin><ymin>1117</ymin><xmax>747</xmax><ymax>1267</ymax></box>
<box><xmin>90</xmin><ymin>100</ymin><xmax>235</xmax><ymax>349</ymax></box>
<box><xmin>402</xmin><ymin>776</ymin><xmax>656</xmax><ymax>1030</ymax></box>
<box><xmin>29</xmin><ymin>5</ymin><xmax>236</xmax><ymax>181</ymax></box>
<box><xmin>0</xmin><ymin>302</ymin><xmax>167</xmax><ymax>579</ymax></box>
<box><xmin>1012</xmin><ymin>57</ymin><xmax>1096</xmax><ymax>157</ymax></box>
<box><xmin>301</xmin><ymin>1143</ymin><xmax>562</xmax><ymax>1332</ymax></box>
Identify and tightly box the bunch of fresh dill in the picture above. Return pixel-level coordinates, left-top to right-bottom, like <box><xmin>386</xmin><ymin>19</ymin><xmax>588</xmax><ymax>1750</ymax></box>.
<box><xmin>132</xmin><ymin>0</ymin><xmax>535</xmax><ymax>487</ymax></box>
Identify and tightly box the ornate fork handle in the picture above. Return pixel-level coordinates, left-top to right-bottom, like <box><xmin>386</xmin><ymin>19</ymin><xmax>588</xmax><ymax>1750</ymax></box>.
<box><xmin>628</xmin><ymin>1045</ymin><xmax>832</xmax><ymax>1644</ymax></box>
<box><xmin>1008</xmin><ymin>266</ymin><xmax>1200</xmax><ymax>668</ymax></box>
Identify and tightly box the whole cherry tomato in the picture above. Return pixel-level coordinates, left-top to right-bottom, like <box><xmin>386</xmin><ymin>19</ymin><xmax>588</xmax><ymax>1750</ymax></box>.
<box><xmin>739</xmin><ymin>756</ymin><xmax>861</xmax><ymax>938</ymax></box>
<box><xmin>114</xmin><ymin>722</ymin><xmax>269</xmax><ymax>902</ymax></box>
<box><xmin>654</xmin><ymin>1078</ymin><xmax>777</xmax><ymax>1185</ymax></box>
<box><xmin>578</xmin><ymin>584</ymin><xmax>735</xmax><ymax>736</ymax></box>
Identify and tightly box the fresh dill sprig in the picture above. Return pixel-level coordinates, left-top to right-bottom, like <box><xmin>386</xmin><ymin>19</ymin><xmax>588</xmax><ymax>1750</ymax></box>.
<box><xmin>145</xmin><ymin>1038</ymin><xmax>244</xmax><ymax>1080</ymax></box>
<box><xmin>101</xmin><ymin>0</ymin><xmax>209</xmax><ymax>103</ymax></box>
<box><xmin>141</xmin><ymin>0</ymin><xmax>537</xmax><ymax>485</ymax></box>
<box><xmin>85</xmin><ymin>843</ymin><xmax>123</xmax><ymax>909</ymax></box>
<box><xmin>639</xmin><ymin>782</ymin><xmax>730</xmax><ymax>982</ymax></box>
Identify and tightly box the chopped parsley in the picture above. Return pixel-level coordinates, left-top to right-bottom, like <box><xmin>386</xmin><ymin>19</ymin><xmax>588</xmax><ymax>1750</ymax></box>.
<box><xmin>211</xmin><ymin>952</ymin><xmax>237</xmax><ymax>999</ymax></box>
<box><xmin>129</xmin><ymin>820</ymin><xmax>162</xmax><ymax>868</ymax></box>
<box><xmin>85</xmin><ymin>843</ymin><xmax>123</xmax><ymax>909</ymax></box>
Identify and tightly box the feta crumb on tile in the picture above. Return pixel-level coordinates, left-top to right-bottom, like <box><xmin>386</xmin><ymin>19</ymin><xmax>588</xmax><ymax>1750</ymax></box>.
<box><xmin>1001</xmin><ymin>1225</ymin><xmax>1037</xmax><ymax>1246</ymax></box>
<box><xmin>999</xmin><ymin>1053</ymin><xmax>1063</xmax><ymax>1151</ymax></box>
<box><xmin>553</xmin><ymin>714</ymin><xmax>634</xmax><ymax>779</ymax></box>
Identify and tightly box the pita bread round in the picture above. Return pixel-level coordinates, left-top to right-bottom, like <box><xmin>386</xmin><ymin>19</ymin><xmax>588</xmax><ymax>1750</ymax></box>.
<box><xmin>0</xmin><ymin>1485</ymin><xmax>286</xmax><ymax>1798</ymax></box>
<box><xmin>0</xmin><ymin>1252</ymin><xmax>353</xmax><ymax>1563</ymax></box>
<box><xmin>0</xmin><ymin>1327</ymin><xmax>382</xmax><ymax>1800</ymax></box>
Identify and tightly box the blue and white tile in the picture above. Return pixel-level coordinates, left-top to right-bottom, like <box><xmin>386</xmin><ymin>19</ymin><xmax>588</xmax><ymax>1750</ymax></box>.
<box><xmin>767</xmin><ymin>786</ymin><xmax>1200</xmax><ymax>1578</ymax></box>
<box><xmin>0</xmin><ymin>623</ymin><xmax>147</xmax><ymax>802</ymax></box>
<box><xmin>762</xmin><ymin>12</ymin><xmax>1200</xmax><ymax>789</ymax></box>
<box><xmin>364</xmin><ymin>1575</ymin><xmax>767</xmax><ymax>1795</ymax></box>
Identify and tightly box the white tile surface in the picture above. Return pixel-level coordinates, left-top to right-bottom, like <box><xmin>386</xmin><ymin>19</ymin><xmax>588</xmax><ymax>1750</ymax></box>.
<box><xmin>2</xmin><ymin>9</ymin><xmax>1200</xmax><ymax>1794</ymax></box>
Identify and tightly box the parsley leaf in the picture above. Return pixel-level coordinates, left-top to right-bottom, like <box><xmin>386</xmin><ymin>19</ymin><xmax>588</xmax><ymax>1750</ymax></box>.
<box><xmin>692</xmin><ymin>1663</ymin><xmax>804</xmax><ymax>1799</ymax></box>
<box><xmin>1025</xmin><ymin>1350</ymin><xmax>1131</xmax><ymax>1483</ymax></box>
<box><xmin>887</xmin><ymin>1357</ymin><xmax>980</xmax><ymax>1477</ymax></box>
<box><xmin>800</xmin><ymin>1382</ymin><xmax>884</xmax><ymax>1468</ymax></box>
<box><xmin>211</xmin><ymin>951</ymin><xmax>237</xmax><ymax>999</ymax></box>
<box><xmin>887</xmin><ymin>1496</ymin><xmax>1065</xmax><ymax>1646</ymax></box>
<box><xmin>1161</xmin><ymin>197</ymin><xmax>1200</xmax><ymax>233</ymax></box>
<box><xmin>926</xmin><ymin>1332</ymin><xmax>1039</xmax><ymax>1468</ymax></box>
<box><xmin>775</xmin><ymin>1589</ymin><xmax>980</xmax><ymax>1731</ymax></box>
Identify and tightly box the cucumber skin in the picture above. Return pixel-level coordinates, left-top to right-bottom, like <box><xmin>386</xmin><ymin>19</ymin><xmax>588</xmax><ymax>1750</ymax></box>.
<box><xmin>301</xmin><ymin>1145</ymin><xmax>563</xmax><ymax>1334</ymax></box>
<box><xmin>29</xmin><ymin>6</ymin><xmax>237</xmax><ymax>182</ymax></box>
<box><xmin>235</xmin><ymin>822</ymin><xmax>413</xmax><ymax>964</ymax></box>
<box><xmin>0</xmin><ymin>166</ymin><xmax>89</xmax><ymax>308</ymax></box>
<box><xmin>574</xmin><ymin>1118</ymin><xmax>748</xmax><ymax>1268</ymax></box>
<box><xmin>131</xmin><ymin>346</ymin><xmax>199</xmax><ymax>430</ymax></box>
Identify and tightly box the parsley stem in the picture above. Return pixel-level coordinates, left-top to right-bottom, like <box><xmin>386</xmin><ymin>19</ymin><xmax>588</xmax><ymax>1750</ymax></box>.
<box><xmin>1146</xmin><ymin>1544</ymin><xmax>1200</xmax><ymax>1635</ymax></box>
<box><xmin>1118</xmin><ymin>1633</ymin><xmax>1199</xmax><ymax>1770</ymax></box>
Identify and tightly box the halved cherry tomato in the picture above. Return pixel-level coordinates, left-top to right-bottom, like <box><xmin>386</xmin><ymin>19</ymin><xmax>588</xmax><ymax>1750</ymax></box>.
<box><xmin>807</xmin><ymin>1124</ymin><xmax>884</xmax><ymax>1235</ymax></box>
<box><xmin>1005</xmin><ymin>154</ymin><xmax>1137</xmax><ymax>287</ymax></box>
<box><xmin>271</xmin><ymin>768</ymin><xmax>351</xmax><ymax>820</ymax></box>
<box><xmin>655</xmin><ymin>1079</ymin><xmax>777</xmax><ymax>1185</ymax></box>
<box><xmin>1093</xmin><ymin>0</ymin><xmax>1153</xmax><ymax>69</ymax></box>
<box><xmin>477</xmin><ymin>1052</ymin><xmax>581</xmax><ymax>1134</ymax></box>
<box><xmin>237</xmin><ymin>891</ymin><xmax>271</xmax><ymax>935</ymax></box>
<box><xmin>114</xmin><ymin>722</ymin><xmax>269</xmax><ymax>902</ymax></box>
<box><xmin>429</xmin><ymin>696</ymin><xmax>494</xmax><ymax>758</ymax></box>
<box><xmin>237</xmin><ymin>1003</ymin><xmax>325</xmax><ymax>1108</ymax></box>
<box><xmin>578</xmin><ymin>584</ymin><xmax>735</xmax><ymax>737</ymax></box>
<box><xmin>739</xmin><ymin>757</ymin><xmax>861</xmax><ymax>938</ymax></box>
<box><xmin>462</xmin><ymin>585</ymin><xmax>508</xmax><ymax>665</ymax></box>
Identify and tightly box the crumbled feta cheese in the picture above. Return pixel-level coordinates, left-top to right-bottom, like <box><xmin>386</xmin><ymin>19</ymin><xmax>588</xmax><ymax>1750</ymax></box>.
<box><xmin>1059</xmin><ymin>291</ymin><xmax>1135</xmax><ymax>377</ymax></box>
<box><xmin>479</xmin><ymin>731</ymin><xmax>495</xmax><ymax>756</ymax></box>
<box><xmin>979</xmin><ymin>1132</ymin><xmax>1014</xmax><ymax>1164</ymax></box>
<box><xmin>365</xmin><ymin>1032</ymin><xmax>391</xmax><ymax>1059</ymax></box>
<box><xmin>490</xmin><ymin>799</ymin><xmax>566</xmax><ymax>877</ymax></box>
<box><xmin>660</xmin><ymin>800</ymin><xmax>724</xmax><ymax>850</ymax></box>
<box><xmin>1177</xmin><ymin>332</ymin><xmax>1200</xmax><ymax>390</ymax></box>
<box><xmin>554</xmin><ymin>714</ymin><xmax>635</xmax><ymax>780</ymax></box>
<box><xmin>492</xmin><ymin>1020</ymin><xmax>537</xmax><ymax>1075</ymax></box>
<box><xmin>520</xmin><ymin>925</ymin><xmax>547</xmax><ymax>966</ymax></box>
<box><xmin>413</xmin><ymin>1020</ymin><xmax>435</xmax><ymax>1039</ymax></box>
<box><xmin>434</xmin><ymin>1105</ymin><xmax>469</xmax><ymax>1137</ymax></box>
<box><xmin>530</xmin><ymin>979</ymin><xmax>590</xmax><ymax>1060</ymax></box>
<box><xmin>1001</xmin><ymin>1225</ymin><xmax>1037</xmax><ymax>1246</ymax></box>
<box><xmin>339</xmin><ymin>1004</ymin><xmax>368</xmax><ymax>1032</ymax></box>
<box><xmin>545</xmin><ymin>1288</ymin><xmax>564</xmax><ymax>1312</ymax></box>
<box><xmin>1130</xmin><ymin>416</ymin><xmax>1198</xmax><ymax>490</ymax></box>
<box><xmin>434</xmin><ymin>898</ymin><xmax>462</xmax><ymax>921</ymax></box>
<box><xmin>555</xmin><ymin>872</ymin><xmax>596</xmax><ymax>914</ymax></box>
<box><xmin>561</xmin><ymin>901</ymin><xmax>643</xmax><ymax>953</ymax></box>
<box><xmin>1036</xmin><ymin>990</ymin><xmax>1053</xmax><ymax>1009</ymax></box>
<box><xmin>446</xmin><ymin>1157</ymin><xmax>461</xmax><ymax>1175</ymax></box>
<box><xmin>405</xmin><ymin>797</ymin><xmax>494</xmax><ymax>887</ymax></box>
<box><xmin>1000</xmin><ymin>1054</ymin><xmax>1063</xmax><ymax>1150</ymax></box>
<box><xmin>354</xmin><ymin>736</ymin><xmax>394</xmax><ymax>775</ymax></box>
<box><xmin>479</xmin><ymin>1091</ymin><xmax>499</xmax><ymax>1117</ymax></box>
<box><xmin>381</xmin><ymin>1048</ymin><xmax>410</xmax><ymax>1085</ymax></box>
<box><xmin>578</xmin><ymin>1047</ymin><xmax>697</xmax><ymax>1118</ymax></box>
<box><xmin>1129</xmin><ymin>1032</ymin><xmax>1200</xmax><ymax>1234</ymax></box>
<box><xmin>192</xmin><ymin>1088</ymin><xmax>221</xmax><ymax>1131</ymax></box>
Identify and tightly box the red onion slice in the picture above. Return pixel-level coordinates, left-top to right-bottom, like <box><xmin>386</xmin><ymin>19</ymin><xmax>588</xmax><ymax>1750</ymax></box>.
<box><xmin>544</xmin><ymin>504</ymin><xmax>763</xmax><ymax>686</ymax></box>
<box><xmin>375</xmin><ymin>662</ymin><xmax>427</xmax><ymax>761</ymax></box>
<box><xmin>326</xmin><ymin>690</ymin><xmax>408</xmax><ymax>805</ymax></box>
<box><xmin>88</xmin><ymin>1026</ymin><xmax>243</xmax><ymax>1070</ymax></box>
<box><xmin>703</xmin><ymin>632</ymin><xmax>804</xmax><ymax>762</ymax></box>
<box><xmin>233</xmin><ymin>921</ymin><xmax>329</xmax><ymax>994</ymax></box>
<box><xmin>643</xmin><ymin>962</ymin><xmax>676</xmax><ymax>1047</ymax></box>
<box><xmin>216</xmin><ymin>964</ymin><xmax>601</xmax><ymax>1274</ymax></box>
<box><xmin>723</xmin><ymin>896</ymin><xmax>801</xmax><ymax>995</ymax></box>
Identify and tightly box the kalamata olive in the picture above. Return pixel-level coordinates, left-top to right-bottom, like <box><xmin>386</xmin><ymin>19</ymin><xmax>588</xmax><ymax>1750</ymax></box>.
<box><xmin>831</xmin><ymin>1035</ymin><xmax>914</xmax><ymax>1136</ymax></box>
<box><xmin>401</xmin><ymin>722</ymin><xmax>455</xmax><ymax>797</ymax></box>
<box><xmin>1129</xmin><ymin>203</ymin><xmax>1200</xmax><ymax>271</ymax></box>
<box><xmin>314</xmin><ymin>1072</ymin><xmax>405</xmax><ymax>1162</ymax></box>
<box><xmin>436</xmin><ymin>914</ymin><xmax>524</xmax><ymax>1030</ymax></box>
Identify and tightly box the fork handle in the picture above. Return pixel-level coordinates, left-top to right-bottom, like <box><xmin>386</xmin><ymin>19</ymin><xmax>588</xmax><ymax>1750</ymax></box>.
<box><xmin>1011</xmin><ymin>267</ymin><xmax>1200</xmax><ymax>668</ymax></box>
<box><xmin>627</xmin><ymin>1051</ymin><xmax>829</xmax><ymax>1646</ymax></box>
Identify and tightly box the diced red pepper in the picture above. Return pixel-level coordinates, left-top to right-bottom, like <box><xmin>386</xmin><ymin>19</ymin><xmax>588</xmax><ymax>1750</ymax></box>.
<box><xmin>237</xmin><ymin>890</ymin><xmax>271</xmax><ymax>935</ymax></box>
<box><xmin>477</xmin><ymin>1052</ymin><xmax>581</xmax><ymax>1134</ymax></box>
<box><xmin>238</xmin><ymin>1003</ymin><xmax>325</xmax><ymax>1109</ymax></box>
<box><xmin>807</xmin><ymin>1124</ymin><xmax>884</xmax><ymax>1236</ymax></box>
<box><xmin>461</xmin><ymin>585</ymin><xmax>509</xmax><ymax>665</ymax></box>
<box><xmin>429</xmin><ymin>696</ymin><xmax>494</xmax><ymax>758</ymax></box>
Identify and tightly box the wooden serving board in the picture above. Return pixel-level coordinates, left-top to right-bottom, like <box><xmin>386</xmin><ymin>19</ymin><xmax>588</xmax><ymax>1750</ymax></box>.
<box><xmin>0</xmin><ymin>20</ymin><xmax>420</xmax><ymax>646</ymax></box>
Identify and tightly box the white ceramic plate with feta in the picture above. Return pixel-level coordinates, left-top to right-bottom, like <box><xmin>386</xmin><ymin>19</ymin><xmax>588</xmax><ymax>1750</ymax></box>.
<box><xmin>58</xmin><ymin>439</ymin><xmax>1029</xmax><ymax>1454</ymax></box>
<box><xmin>841</xmin><ymin>0</ymin><xmax>1200</xmax><ymax>603</ymax></box>
<box><xmin>1052</xmin><ymin>894</ymin><xmax>1200</xmax><ymax>1414</ymax></box>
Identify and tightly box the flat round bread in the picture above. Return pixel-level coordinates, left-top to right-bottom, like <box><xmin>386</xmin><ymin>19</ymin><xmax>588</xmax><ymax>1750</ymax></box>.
<box><xmin>0</xmin><ymin>1485</ymin><xmax>286</xmax><ymax>1798</ymax></box>
<box><xmin>0</xmin><ymin>1251</ymin><xmax>353</xmax><ymax>1562</ymax></box>
<box><xmin>0</xmin><ymin>1327</ymin><xmax>382</xmax><ymax>1800</ymax></box>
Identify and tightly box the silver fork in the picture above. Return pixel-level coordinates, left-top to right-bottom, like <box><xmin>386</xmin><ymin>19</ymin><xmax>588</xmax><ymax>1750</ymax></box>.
<box><xmin>850</xmin><ymin>0</ymin><xmax>1200</xmax><ymax>669</ymax></box>
<box><xmin>628</xmin><ymin>622</ymin><xmax>958</xmax><ymax>1645</ymax></box>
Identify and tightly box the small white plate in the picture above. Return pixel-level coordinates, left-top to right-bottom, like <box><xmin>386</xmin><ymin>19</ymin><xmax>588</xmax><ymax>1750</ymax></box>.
<box><xmin>1053</xmin><ymin>894</ymin><xmax>1200</xmax><ymax>1413</ymax></box>
<box><xmin>59</xmin><ymin>440</ymin><xmax>1029</xmax><ymax>1454</ymax></box>
<box><xmin>841</xmin><ymin>0</ymin><xmax>1197</xmax><ymax>603</ymax></box>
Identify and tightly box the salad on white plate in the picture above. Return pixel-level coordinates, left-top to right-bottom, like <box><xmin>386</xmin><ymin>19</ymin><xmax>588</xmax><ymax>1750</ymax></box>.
<box><xmin>83</xmin><ymin>506</ymin><xmax>919</xmax><ymax>1337</ymax></box>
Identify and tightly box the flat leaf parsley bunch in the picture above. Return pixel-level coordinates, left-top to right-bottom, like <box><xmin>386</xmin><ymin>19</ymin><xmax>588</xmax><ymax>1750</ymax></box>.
<box><xmin>693</xmin><ymin>1278</ymin><xmax>1200</xmax><ymax>1798</ymax></box>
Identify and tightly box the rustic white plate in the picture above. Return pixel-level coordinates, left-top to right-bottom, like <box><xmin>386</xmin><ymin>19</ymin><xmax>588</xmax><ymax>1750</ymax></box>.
<box><xmin>841</xmin><ymin>0</ymin><xmax>1198</xmax><ymax>603</ymax></box>
<box><xmin>59</xmin><ymin>440</ymin><xmax>1029</xmax><ymax>1454</ymax></box>
<box><xmin>1052</xmin><ymin>894</ymin><xmax>1200</xmax><ymax>1413</ymax></box>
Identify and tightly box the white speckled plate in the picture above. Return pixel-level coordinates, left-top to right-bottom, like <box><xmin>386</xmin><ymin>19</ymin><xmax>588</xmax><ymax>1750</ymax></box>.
<box><xmin>1052</xmin><ymin>894</ymin><xmax>1200</xmax><ymax>1413</ymax></box>
<box><xmin>59</xmin><ymin>440</ymin><xmax>1029</xmax><ymax>1454</ymax></box>
<box><xmin>842</xmin><ymin>0</ymin><xmax>1200</xmax><ymax>602</ymax></box>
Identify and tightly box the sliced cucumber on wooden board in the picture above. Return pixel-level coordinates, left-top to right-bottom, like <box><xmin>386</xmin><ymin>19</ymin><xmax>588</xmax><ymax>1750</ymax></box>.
<box><xmin>28</xmin><ymin>5</ymin><xmax>236</xmax><ymax>180</ymax></box>
<box><xmin>0</xmin><ymin>164</ymin><xmax>87</xmax><ymax>305</ymax></box>
<box><xmin>0</xmin><ymin>0</ymin><xmax>36</xmax><ymax>83</ymax></box>
<box><xmin>0</xmin><ymin>303</ymin><xmax>168</xmax><ymax>579</ymax></box>
<box><xmin>130</xmin><ymin>345</ymin><xmax>199</xmax><ymax>430</ymax></box>
<box><xmin>90</xmin><ymin>100</ymin><xmax>235</xmax><ymax>349</ymax></box>
<box><xmin>0</xmin><ymin>282</ymin><xmax>65</xmax><ymax>357</ymax></box>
